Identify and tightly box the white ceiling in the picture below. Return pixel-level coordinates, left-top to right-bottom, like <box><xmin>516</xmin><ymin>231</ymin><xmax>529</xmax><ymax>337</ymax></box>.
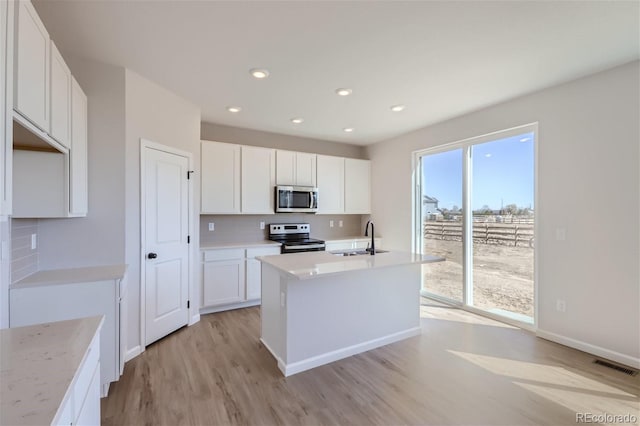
<box><xmin>33</xmin><ymin>1</ymin><xmax>639</xmax><ymax>146</ymax></box>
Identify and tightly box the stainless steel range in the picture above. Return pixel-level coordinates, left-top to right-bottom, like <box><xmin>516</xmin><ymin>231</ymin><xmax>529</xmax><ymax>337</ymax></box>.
<box><xmin>268</xmin><ymin>223</ymin><xmax>326</xmax><ymax>254</ymax></box>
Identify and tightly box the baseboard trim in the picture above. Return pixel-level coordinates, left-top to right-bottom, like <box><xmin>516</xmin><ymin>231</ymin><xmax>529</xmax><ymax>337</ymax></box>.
<box><xmin>125</xmin><ymin>345</ymin><xmax>143</xmax><ymax>363</ymax></box>
<box><xmin>189</xmin><ymin>313</ymin><xmax>201</xmax><ymax>326</ymax></box>
<box><xmin>278</xmin><ymin>326</ymin><xmax>422</xmax><ymax>377</ymax></box>
<box><xmin>199</xmin><ymin>300</ymin><xmax>260</xmax><ymax>315</ymax></box>
<box><xmin>536</xmin><ymin>329</ymin><xmax>640</xmax><ymax>369</ymax></box>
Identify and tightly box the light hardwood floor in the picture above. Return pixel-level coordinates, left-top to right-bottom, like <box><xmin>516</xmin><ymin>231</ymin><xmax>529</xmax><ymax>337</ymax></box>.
<box><xmin>102</xmin><ymin>300</ymin><xmax>639</xmax><ymax>425</ymax></box>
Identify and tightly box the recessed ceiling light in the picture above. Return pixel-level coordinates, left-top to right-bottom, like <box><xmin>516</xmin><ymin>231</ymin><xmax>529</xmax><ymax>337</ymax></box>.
<box><xmin>291</xmin><ymin>118</ymin><xmax>304</xmax><ymax>124</ymax></box>
<box><xmin>343</xmin><ymin>127</ymin><xmax>354</xmax><ymax>133</ymax></box>
<box><xmin>335</xmin><ymin>88</ymin><xmax>352</xmax><ymax>96</ymax></box>
<box><xmin>250</xmin><ymin>68</ymin><xmax>269</xmax><ymax>79</ymax></box>
<box><xmin>485</xmin><ymin>153</ymin><xmax>492</xmax><ymax>158</ymax></box>
<box><xmin>390</xmin><ymin>104</ymin><xmax>406</xmax><ymax>112</ymax></box>
<box><xmin>226</xmin><ymin>106</ymin><xmax>242</xmax><ymax>113</ymax></box>
<box><xmin>520</xmin><ymin>137</ymin><xmax>530</xmax><ymax>142</ymax></box>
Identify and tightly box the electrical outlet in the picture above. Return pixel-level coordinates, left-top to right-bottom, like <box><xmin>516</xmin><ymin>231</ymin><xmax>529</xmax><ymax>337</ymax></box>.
<box><xmin>208</xmin><ymin>222</ymin><xmax>215</xmax><ymax>231</ymax></box>
<box><xmin>260</xmin><ymin>221</ymin><xmax>265</xmax><ymax>230</ymax></box>
<box><xmin>339</xmin><ymin>220</ymin><xmax>343</xmax><ymax>228</ymax></box>
<box><xmin>31</xmin><ymin>234</ymin><xmax>37</xmax><ymax>250</ymax></box>
<box><xmin>329</xmin><ymin>220</ymin><xmax>334</xmax><ymax>228</ymax></box>
<box><xmin>556</xmin><ymin>228</ymin><xmax>566</xmax><ymax>241</ymax></box>
<box><xmin>556</xmin><ymin>299</ymin><xmax>566</xmax><ymax>312</ymax></box>
<box><xmin>280</xmin><ymin>292</ymin><xmax>286</xmax><ymax>307</ymax></box>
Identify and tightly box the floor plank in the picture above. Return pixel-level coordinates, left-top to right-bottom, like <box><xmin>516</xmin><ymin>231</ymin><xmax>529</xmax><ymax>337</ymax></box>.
<box><xmin>102</xmin><ymin>301</ymin><xmax>639</xmax><ymax>425</ymax></box>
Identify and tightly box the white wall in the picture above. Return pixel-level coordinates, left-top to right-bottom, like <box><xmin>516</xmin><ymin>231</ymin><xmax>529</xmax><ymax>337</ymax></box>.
<box><xmin>124</xmin><ymin>69</ymin><xmax>201</xmax><ymax>352</ymax></box>
<box><xmin>366</xmin><ymin>61</ymin><xmax>640</xmax><ymax>365</ymax></box>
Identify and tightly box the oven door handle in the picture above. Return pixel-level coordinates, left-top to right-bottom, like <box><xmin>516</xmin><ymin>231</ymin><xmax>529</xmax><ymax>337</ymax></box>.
<box><xmin>285</xmin><ymin>243</ymin><xmax>326</xmax><ymax>250</ymax></box>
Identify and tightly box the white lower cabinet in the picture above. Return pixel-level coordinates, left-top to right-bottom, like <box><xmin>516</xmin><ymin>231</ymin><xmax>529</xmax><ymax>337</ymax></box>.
<box><xmin>9</xmin><ymin>268</ymin><xmax>127</xmax><ymax>397</ymax></box>
<box><xmin>201</xmin><ymin>245</ymin><xmax>281</xmax><ymax>311</ymax></box>
<box><xmin>55</xmin><ymin>330</ymin><xmax>101</xmax><ymax>426</ymax></box>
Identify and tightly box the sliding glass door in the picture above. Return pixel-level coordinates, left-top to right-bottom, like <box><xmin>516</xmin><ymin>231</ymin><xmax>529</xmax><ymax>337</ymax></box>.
<box><xmin>417</xmin><ymin>126</ymin><xmax>536</xmax><ymax>324</ymax></box>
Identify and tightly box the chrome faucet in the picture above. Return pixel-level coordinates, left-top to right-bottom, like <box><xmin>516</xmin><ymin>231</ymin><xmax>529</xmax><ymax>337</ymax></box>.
<box><xmin>364</xmin><ymin>220</ymin><xmax>375</xmax><ymax>255</ymax></box>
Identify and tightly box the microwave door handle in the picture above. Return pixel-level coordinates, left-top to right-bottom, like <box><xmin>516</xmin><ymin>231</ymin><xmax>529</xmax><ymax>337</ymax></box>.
<box><xmin>309</xmin><ymin>192</ymin><xmax>313</xmax><ymax>208</ymax></box>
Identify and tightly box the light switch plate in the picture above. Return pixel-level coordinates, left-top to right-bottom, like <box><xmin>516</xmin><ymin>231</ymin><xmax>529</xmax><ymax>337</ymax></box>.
<box><xmin>208</xmin><ymin>223</ymin><xmax>215</xmax><ymax>231</ymax></box>
<box><xmin>31</xmin><ymin>234</ymin><xmax>37</xmax><ymax>250</ymax></box>
<box><xmin>260</xmin><ymin>221</ymin><xmax>265</xmax><ymax>230</ymax></box>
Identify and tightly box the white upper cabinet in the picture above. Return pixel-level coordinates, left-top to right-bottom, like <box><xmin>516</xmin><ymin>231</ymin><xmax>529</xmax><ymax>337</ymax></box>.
<box><xmin>14</xmin><ymin>0</ymin><xmax>50</xmax><ymax>132</ymax></box>
<box><xmin>241</xmin><ymin>145</ymin><xmax>275</xmax><ymax>214</ymax></box>
<box><xmin>49</xmin><ymin>40</ymin><xmax>71</xmax><ymax>149</ymax></box>
<box><xmin>69</xmin><ymin>76</ymin><xmax>87</xmax><ymax>216</ymax></box>
<box><xmin>344</xmin><ymin>158</ymin><xmax>371</xmax><ymax>214</ymax></box>
<box><xmin>316</xmin><ymin>155</ymin><xmax>344</xmax><ymax>214</ymax></box>
<box><xmin>295</xmin><ymin>152</ymin><xmax>316</xmax><ymax>187</ymax></box>
<box><xmin>201</xmin><ymin>140</ymin><xmax>241</xmax><ymax>214</ymax></box>
<box><xmin>276</xmin><ymin>150</ymin><xmax>316</xmax><ymax>187</ymax></box>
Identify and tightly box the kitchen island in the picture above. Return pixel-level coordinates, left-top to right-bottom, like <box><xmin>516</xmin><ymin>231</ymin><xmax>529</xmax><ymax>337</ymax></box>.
<box><xmin>257</xmin><ymin>250</ymin><xmax>444</xmax><ymax>376</ymax></box>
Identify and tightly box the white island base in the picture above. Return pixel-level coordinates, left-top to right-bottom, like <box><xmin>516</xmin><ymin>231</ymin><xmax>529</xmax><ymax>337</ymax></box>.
<box><xmin>260</xmin><ymin>254</ymin><xmax>426</xmax><ymax>376</ymax></box>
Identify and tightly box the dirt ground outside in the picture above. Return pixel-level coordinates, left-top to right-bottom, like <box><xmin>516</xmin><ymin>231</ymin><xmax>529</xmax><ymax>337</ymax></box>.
<box><xmin>422</xmin><ymin>237</ymin><xmax>534</xmax><ymax>318</ymax></box>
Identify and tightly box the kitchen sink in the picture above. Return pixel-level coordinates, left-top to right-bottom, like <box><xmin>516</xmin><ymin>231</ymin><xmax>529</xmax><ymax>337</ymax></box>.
<box><xmin>330</xmin><ymin>249</ymin><xmax>389</xmax><ymax>256</ymax></box>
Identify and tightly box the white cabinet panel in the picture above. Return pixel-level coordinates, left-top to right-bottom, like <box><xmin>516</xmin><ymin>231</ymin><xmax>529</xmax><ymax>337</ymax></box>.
<box><xmin>316</xmin><ymin>155</ymin><xmax>344</xmax><ymax>214</ymax></box>
<box><xmin>295</xmin><ymin>152</ymin><xmax>316</xmax><ymax>187</ymax></box>
<box><xmin>245</xmin><ymin>246</ymin><xmax>280</xmax><ymax>301</ymax></box>
<box><xmin>241</xmin><ymin>145</ymin><xmax>275</xmax><ymax>214</ymax></box>
<box><xmin>201</xmin><ymin>140</ymin><xmax>240</xmax><ymax>213</ymax></box>
<box><xmin>14</xmin><ymin>0</ymin><xmax>50</xmax><ymax>132</ymax></box>
<box><xmin>202</xmin><ymin>259</ymin><xmax>245</xmax><ymax>306</ymax></box>
<box><xmin>275</xmin><ymin>150</ymin><xmax>295</xmax><ymax>185</ymax></box>
<box><xmin>75</xmin><ymin>363</ymin><xmax>100</xmax><ymax>426</ymax></box>
<box><xmin>49</xmin><ymin>40</ymin><xmax>71</xmax><ymax>148</ymax></box>
<box><xmin>69</xmin><ymin>76</ymin><xmax>87</xmax><ymax>216</ymax></box>
<box><xmin>0</xmin><ymin>0</ymin><xmax>14</xmax><ymax>215</ymax></box>
<box><xmin>276</xmin><ymin>150</ymin><xmax>316</xmax><ymax>187</ymax></box>
<box><xmin>12</xmin><ymin>149</ymin><xmax>67</xmax><ymax>218</ymax></box>
<box><xmin>344</xmin><ymin>158</ymin><xmax>371</xmax><ymax>214</ymax></box>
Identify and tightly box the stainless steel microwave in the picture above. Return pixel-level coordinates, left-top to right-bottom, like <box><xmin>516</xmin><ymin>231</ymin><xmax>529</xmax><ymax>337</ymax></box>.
<box><xmin>275</xmin><ymin>186</ymin><xmax>318</xmax><ymax>213</ymax></box>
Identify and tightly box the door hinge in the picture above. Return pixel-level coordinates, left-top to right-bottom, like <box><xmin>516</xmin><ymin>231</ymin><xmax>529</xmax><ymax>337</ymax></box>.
<box><xmin>187</xmin><ymin>235</ymin><xmax>191</xmax><ymax>244</ymax></box>
<box><xmin>187</xmin><ymin>300</ymin><xmax>190</xmax><ymax>309</ymax></box>
<box><xmin>187</xmin><ymin>170</ymin><xmax>194</xmax><ymax>180</ymax></box>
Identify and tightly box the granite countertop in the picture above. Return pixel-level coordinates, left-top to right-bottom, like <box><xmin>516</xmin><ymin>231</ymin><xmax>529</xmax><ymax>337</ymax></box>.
<box><xmin>0</xmin><ymin>316</ymin><xmax>104</xmax><ymax>426</ymax></box>
<box><xmin>323</xmin><ymin>236</ymin><xmax>381</xmax><ymax>242</ymax></box>
<box><xmin>11</xmin><ymin>264</ymin><xmax>128</xmax><ymax>289</ymax></box>
<box><xmin>257</xmin><ymin>250</ymin><xmax>444</xmax><ymax>280</ymax></box>
<box><xmin>200</xmin><ymin>240</ymin><xmax>282</xmax><ymax>250</ymax></box>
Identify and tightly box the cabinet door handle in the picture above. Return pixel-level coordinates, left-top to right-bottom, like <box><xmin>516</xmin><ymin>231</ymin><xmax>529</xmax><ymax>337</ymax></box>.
<box><xmin>147</xmin><ymin>252</ymin><xmax>158</xmax><ymax>259</ymax></box>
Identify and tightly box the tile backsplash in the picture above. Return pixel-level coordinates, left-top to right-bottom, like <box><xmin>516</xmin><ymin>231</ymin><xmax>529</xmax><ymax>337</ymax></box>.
<box><xmin>199</xmin><ymin>214</ymin><xmax>368</xmax><ymax>245</ymax></box>
<box><xmin>11</xmin><ymin>218</ymin><xmax>38</xmax><ymax>284</ymax></box>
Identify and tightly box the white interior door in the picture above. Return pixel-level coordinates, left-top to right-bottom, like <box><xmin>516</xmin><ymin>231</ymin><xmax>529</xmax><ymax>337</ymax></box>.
<box><xmin>143</xmin><ymin>145</ymin><xmax>190</xmax><ymax>346</ymax></box>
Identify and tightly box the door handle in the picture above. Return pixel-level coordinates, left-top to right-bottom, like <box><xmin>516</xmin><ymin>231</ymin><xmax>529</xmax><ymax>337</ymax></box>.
<box><xmin>147</xmin><ymin>252</ymin><xmax>158</xmax><ymax>259</ymax></box>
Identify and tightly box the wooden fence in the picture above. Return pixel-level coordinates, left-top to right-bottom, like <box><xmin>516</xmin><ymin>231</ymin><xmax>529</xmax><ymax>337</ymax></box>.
<box><xmin>424</xmin><ymin>221</ymin><xmax>534</xmax><ymax>247</ymax></box>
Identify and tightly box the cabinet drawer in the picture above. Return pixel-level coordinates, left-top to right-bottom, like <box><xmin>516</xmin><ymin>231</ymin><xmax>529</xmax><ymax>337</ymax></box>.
<box><xmin>203</xmin><ymin>248</ymin><xmax>245</xmax><ymax>262</ymax></box>
<box><xmin>246</xmin><ymin>246</ymin><xmax>281</xmax><ymax>259</ymax></box>
<box><xmin>73</xmin><ymin>333</ymin><xmax>100</xmax><ymax>420</ymax></box>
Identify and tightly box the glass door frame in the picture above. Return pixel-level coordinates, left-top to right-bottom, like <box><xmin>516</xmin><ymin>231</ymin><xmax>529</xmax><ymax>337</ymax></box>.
<box><xmin>413</xmin><ymin>123</ymin><xmax>539</xmax><ymax>329</ymax></box>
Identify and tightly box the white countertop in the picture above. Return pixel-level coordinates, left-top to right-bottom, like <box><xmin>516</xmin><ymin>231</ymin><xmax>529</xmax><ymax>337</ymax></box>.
<box><xmin>257</xmin><ymin>250</ymin><xmax>445</xmax><ymax>280</ymax></box>
<box><xmin>200</xmin><ymin>240</ymin><xmax>281</xmax><ymax>250</ymax></box>
<box><xmin>0</xmin><ymin>316</ymin><xmax>104</xmax><ymax>426</ymax></box>
<box><xmin>11</xmin><ymin>264</ymin><xmax>128</xmax><ymax>289</ymax></box>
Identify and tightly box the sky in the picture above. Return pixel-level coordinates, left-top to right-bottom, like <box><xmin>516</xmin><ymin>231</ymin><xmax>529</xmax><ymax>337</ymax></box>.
<box><xmin>422</xmin><ymin>132</ymin><xmax>534</xmax><ymax>211</ymax></box>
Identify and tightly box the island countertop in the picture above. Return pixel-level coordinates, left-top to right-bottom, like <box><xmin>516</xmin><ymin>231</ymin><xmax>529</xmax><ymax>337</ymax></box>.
<box><xmin>257</xmin><ymin>250</ymin><xmax>444</xmax><ymax>280</ymax></box>
<box><xmin>0</xmin><ymin>316</ymin><xmax>104</xmax><ymax>425</ymax></box>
